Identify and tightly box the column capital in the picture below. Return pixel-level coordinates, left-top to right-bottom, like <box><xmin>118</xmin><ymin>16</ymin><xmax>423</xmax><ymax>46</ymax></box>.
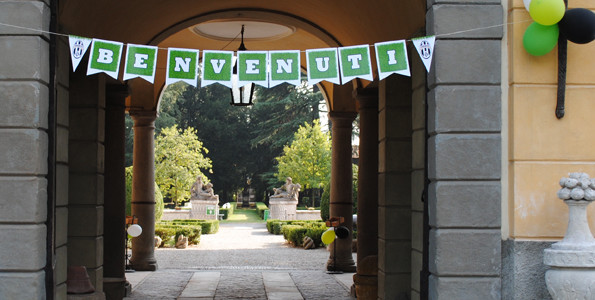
<box><xmin>328</xmin><ymin>111</ymin><xmax>357</xmax><ymax>126</ymax></box>
<box><xmin>353</xmin><ymin>87</ymin><xmax>379</xmax><ymax>110</ymax></box>
<box><xmin>129</xmin><ymin>110</ymin><xmax>157</xmax><ymax>127</ymax></box>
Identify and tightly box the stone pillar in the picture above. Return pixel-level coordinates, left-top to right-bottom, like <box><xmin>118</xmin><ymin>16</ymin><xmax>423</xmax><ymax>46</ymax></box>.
<box><xmin>327</xmin><ymin>112</ymin><xmax>357</xmax><ymax>272</ymax></box>
<box><xmin>129</xmin><ymin>111</ymin><xmax>158</xmax><ymax>271</ymax></box>
<box><xmin>103</xmin><ymin>84</ymin><xmax>128</xmax><ymax>298</ymax></box>
<box><xmin>353</xmin><ymin>88</ymin><xmax>379</xmax><ymax>299</ymax></box>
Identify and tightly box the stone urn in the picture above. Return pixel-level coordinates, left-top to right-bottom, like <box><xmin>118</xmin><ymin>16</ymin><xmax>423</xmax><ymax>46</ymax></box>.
<box><xmin>544</xmin><ymin>172</ymin><xmax>595</xmax><ymax>299</ymax></box>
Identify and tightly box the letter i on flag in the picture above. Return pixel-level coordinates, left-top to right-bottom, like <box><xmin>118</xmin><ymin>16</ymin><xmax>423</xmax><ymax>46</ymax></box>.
<box><xmin>338</xmin><ymin>44</ymin><xmax>373</xmax><ymax>83</ymax></box>
<box><xmin>268</xmin><ymin>50</ymin><xmax>301</xmax><ymax>87</ymax></box>
<box><xmin>68</xmin><ymin>35</ymin><xmax>92</xmax><ymax>72</ymax></box>
<box><xmin>87</xmin><ymin>39</ymin><xmax>124</xmax><ymax>80</ymax></box>
<box><xmin>306</xmin><ymin>48</ymin><xmax>340</xmax><ymax>85</ymax></box>
<box><xmin>166</xmin><ymin>48</ymin><xmax>199</xmax><ymax>87</ymax></box>
<box><xmin>374</xmin><ymin>40</ymin><xmax>410</xmax><ymax>80</ymax></box>
<box><xmin>201</xmin><ymin>50</ymin><xmax>233</xmax><ymax>88</ymax></box>
<box><xmin>123</xmin><ymin>44</ymin><xmax>158</xmax><ymax>83</ymax></box>
<box><xmin>411</xmin><ymin>36</ymin><xmax>436</xmax><ymax>72</ymax></box>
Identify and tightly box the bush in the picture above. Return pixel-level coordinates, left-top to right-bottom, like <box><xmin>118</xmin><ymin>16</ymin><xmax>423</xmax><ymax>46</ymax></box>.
<box><xmin>169</xmin><ymin>219</ymin><xmax>219</xmax><ymax>234</ymax></box>
<box><xmin>256</xmin><ymin>202</ymin><xmax>269</xmax><ymax>219</ymax></box>
<box><xmin>320</xmin><ymin>181</ymin><xmax>329</xmax><ymax>221</ymax></box>
<box><xmin>278</xmin><ymin>222</ymin><xmax>328</xmax><ymax>248</ymax></box>
<box><xmin>281</xmin><ymin>225</ymin><xmax>307</xmax><ymax>246</ymax></box>
<box><xmin>154</xmin><ymin>224</ymin><xmax>202</xmax><ymax>246</ymax></box>
<box><xmin>219</xmin><ymin>202</ymin><xmax>235</xmax><ymax>220</ymax></box>
<box><xmin>272</xmin><ymin>221</ymin><xmax>287</xmax><ymax>235</ymax></box>
<box><xmin>266</xmin><ymin>219</ymin><xmax>279</xmax><ymax>233</ymax></box>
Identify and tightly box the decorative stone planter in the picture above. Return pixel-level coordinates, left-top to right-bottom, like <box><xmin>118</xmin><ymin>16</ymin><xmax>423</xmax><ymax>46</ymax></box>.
<box><xmin>544</xmin><ymin>172</ymin><xmax>595</xmax><ymax>299</ymax></box>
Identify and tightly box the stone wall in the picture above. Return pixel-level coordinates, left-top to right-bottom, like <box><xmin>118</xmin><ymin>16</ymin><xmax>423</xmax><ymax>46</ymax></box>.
<box><xmin>0</xmin><ymin>1</ymin><xmax>51</xmax><ymax>299</ymax></box>
<box><xmin>426</xmin><ymin>0</ymin><xmax>503</xmax><ymax>298</ymax></box>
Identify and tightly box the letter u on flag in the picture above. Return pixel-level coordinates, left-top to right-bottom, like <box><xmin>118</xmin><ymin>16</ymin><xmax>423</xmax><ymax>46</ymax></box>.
<box><xmin>374</xmin><ymin>40</ymin><xmax>410</xmax><ymax>80</ymax></box>
<box><xmin>201</xmin><ymin>50</ymin><xmax>233</xmax><ymax>88</ymax></box>
<box><xmin>339</xmin><ymin>45</ymin><xmax>373</xmax><ymax>83</ymax></box>
<box><xmin>306</xmin><ymin>48</ymin><xmax>340</xmax><ymax>85</ymax></box>
<box><xmin>123</xmin><ymin>44</ymin><xmax>158</xmax><ymax>83</ymax></box>
<box><xmin>87</xmin><ymin>39</ymin><xmax>123</xmax><ymax>80</ymax></box>
<box><xmin>166</xmin><ymin>48</ymin><xmax>199</xmax><ymax>87</ymax></box>
<box><xmin>238</xmin><ymin>51</ymin><xmax>268</xmax><ymax>88</ymax></box>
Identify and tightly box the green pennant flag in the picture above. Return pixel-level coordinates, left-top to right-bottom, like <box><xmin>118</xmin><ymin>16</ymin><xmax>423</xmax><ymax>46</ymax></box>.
<box><xmin>374</xmin><ymin>40</ymin><xmax>410</xmax><ymax>80</ymax></box>
<box><xmin>123</xmin><ymin>44</ymin><xmax>158</xmax><ymax>83</ymax></box>
<box><xmin>306</xmin><ymin>48</ymin><xmax>340</xmax><ymax>85</ymax></box>
<box><xmin>166</xmin><ymin>48</ymin><xmax>199</xmax><ymax>87</ymax></box>
<box><xmin>339</xmin><ymin>45</ymin><xmax>373</xmax><ymax>83</ymax></box>
<box><xmin>268</xmin><ymin>50</ymin><xmax>301</xmax><ymax>87</ymax></box>
<box><xmin>238</xmin><ymin>51</ymin><xmax>268</xmax><ymax>88</ymax></box>
<box><xmin>87</xmin><ymin>38</ymin><xmax>123</xmax><ymax>80</ymax></box>
<box><xmin>201</xmin><ymin>50</ymin><xmax>233</xmax><ymax>88</ymax></box>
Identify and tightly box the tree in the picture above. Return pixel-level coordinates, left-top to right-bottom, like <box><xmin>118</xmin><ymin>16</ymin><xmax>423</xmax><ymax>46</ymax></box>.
<box><xmin>154</xmin><ymin>125</ymin><xmax>212</xmax><ymax>207</ymax></box>
<box><xmin>275</xmin><ymin>120</ymin><xmax>331</xmax><ymax>203</ymax></box>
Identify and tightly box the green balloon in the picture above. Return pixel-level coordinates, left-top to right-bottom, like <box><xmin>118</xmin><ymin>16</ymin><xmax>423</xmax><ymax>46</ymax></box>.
<box><xmin>523</xmin><ymin>22</ymin><xmax>559</xmax><ymax>56</ymax></box>
<box><xmin>529</xmin><ymin>0</ymin><xmax>566</xmax><ymax>26</ymax></box>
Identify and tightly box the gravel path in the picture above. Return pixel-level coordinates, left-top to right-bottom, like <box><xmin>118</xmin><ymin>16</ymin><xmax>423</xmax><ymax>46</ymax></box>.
<box><xmin>155</xmin><ymin>222</ymin><xmax>333</xmax><ymax>270</ymax></box>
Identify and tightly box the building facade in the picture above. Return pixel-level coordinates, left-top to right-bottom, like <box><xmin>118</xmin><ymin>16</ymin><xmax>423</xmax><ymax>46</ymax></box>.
<box><xmin>0</xmin><ymin>0</ymin><xmax>593</xmax><ymax>299</ymax></box>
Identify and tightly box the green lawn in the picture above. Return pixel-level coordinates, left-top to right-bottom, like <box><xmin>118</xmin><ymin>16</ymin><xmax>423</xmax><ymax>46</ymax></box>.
<box><xmin>222</xmin><ymin>208</ymin><xmax>264</xmax><ymax>223</ymax></box>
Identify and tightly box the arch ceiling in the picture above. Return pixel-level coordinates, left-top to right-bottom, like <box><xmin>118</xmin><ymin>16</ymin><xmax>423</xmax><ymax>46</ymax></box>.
<box><xmin>59</xmin><ymin>0</ymin><xmax>426</xmax><ymax>111</ymax></box>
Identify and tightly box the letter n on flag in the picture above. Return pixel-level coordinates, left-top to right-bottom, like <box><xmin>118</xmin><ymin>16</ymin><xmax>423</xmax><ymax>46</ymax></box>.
<box><xmin>166</xmin><ymin>48</ymin><xmax>199</xmax><ymax>87</ymax></box>
<box><xmin>87</xmin><ymin>39</ymin><xmax>123</xmax><ymax>80</ymax></box>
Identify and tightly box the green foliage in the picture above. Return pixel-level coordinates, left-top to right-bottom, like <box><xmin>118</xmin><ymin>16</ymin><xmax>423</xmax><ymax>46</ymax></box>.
<box><xmin>275</xmin><ymin>120</ymin><xmax>331</xmax><ymax>191</ymax></box>
<box><xmin>255</xmin><ymin>202</ymin><xmax>269</xmax><ymax>219</ymax></box>
<box><xmin>281</xmin><ymin>225</ymin><xmax>307</xmax><ymax>246</ymax></box>
<box><xmin>278</xmin><ymin>221</ymin><xmax>327</xmax><ymax>248</ymax></box>
<box><xmin>320</xmin><ymin>181</ymin><xmax>330</xmax><ymax>221</ymax></box>
<box><xmin>159</xmin><ymin>219</ymin><xmax>219</xmax><ymax>234</ymax></box>
<box><xmin>126</xmin><ymin>166</ymin><xmax>164</xmax><ymax>222</ymax></box>
<box><xmin>154</xmin><ymin>125</ymin><xmax>212</xmax><ymax>207</ymax></box>
<box><xmin>154</xmin><ymin>223</ymin><xmax>202</xmax><ymax>246</ymax></box>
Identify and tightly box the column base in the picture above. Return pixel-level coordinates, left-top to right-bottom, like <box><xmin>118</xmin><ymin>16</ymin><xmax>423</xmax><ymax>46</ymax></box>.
<box><xmin>103</xmin><ymin>277</ymin><xmax>128</xmax><ymax>299</ymax></box>
<box><xmin>131</xmin><ymin>261</ymin><xmax>158</xmax><ymax>271</ymax></box>
<box><xmin>67</xmin><ymin>292</ymin><xmax>106</xmax><ymax>300</ymax></box>
<box><xmin>326</xmin><ymin>259</ymin><xmax>356</xmax><ymax>273</ymax></box>
<box><xmin>353</xmin><ymin>274</ymin><xmax>378</xmax><ymax>300</ymax></box>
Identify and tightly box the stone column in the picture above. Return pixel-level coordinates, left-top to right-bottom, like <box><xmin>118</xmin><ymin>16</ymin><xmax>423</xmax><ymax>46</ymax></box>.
<box><xmin>103</xmin><ymin>84</ymin><xmax>128</xmax><ymax>298</ymax></box>
<box><xmin>353</xmin><ymin>88</ymin><xmax>379</xmax><ymax>299</ymax></box>
<box><xmin>327</xmin><ymin>112</ymin><xmax>357</xmax><ymax>272</ymax></box>
<box><xmin>129</xmin><ymin>111</ymin><xmax>158</xmax><ymax>271</ymax></box>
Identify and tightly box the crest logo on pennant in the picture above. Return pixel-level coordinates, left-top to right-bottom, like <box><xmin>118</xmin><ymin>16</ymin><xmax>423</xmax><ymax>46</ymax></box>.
<box><xmin>420</xmin><ymin>41</ymin><xmax>432</xmax><ymax>59</ymax></box>
<box><xmin>68</xmin><ymin>35</ymin><xmax>92</xmax><ymax>72</ymax></box>
<box><xmin>72</xmin><ymin>40</ymin><xmax>85</xmax><ymax>59</ymax></box>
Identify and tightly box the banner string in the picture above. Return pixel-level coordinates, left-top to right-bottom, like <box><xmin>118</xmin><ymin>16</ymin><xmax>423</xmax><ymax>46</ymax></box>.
<box><xmin>0</xmin><ymin>18</ymin><xmax>533</xmax><ymax>52</ymax></box>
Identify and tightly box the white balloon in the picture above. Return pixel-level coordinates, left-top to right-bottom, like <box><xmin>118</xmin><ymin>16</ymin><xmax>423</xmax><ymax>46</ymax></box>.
<box><xmin>127</xmin><ymin>224</ymin><xmax>143</xmax><ymax>237</ymax></box>
<box><xmin>523</xmin><ymin>0</ymin><xmax>532</xmax><ymax>11</ymax></box>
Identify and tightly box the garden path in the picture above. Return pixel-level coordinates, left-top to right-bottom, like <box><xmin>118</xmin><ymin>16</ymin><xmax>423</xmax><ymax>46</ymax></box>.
<box><xmin>124</xmin><ymin>222</ymin><xmax>355</xmax><ymax>299</ymax></box>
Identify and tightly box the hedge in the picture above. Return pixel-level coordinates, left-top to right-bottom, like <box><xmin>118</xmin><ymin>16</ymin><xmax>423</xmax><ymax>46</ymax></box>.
<box><xmin>219</xmin><ymin>203</ymin><xmax>235</xmax><ymax>220</ymax></box>
<box><xmin>256</xmin><ymin>202</ymin><xmax>269</xmax><ymax>219</ymax></box>
<box><xmin>159</xmin><ymin>219</ymin><xmax>219</xmax><ymax>234</ymax></box>
<box><xmin>278</xmin><ymin>222</ymin><xmax>327</xmax><ymax>248</ymax></box>
<box><xmin>154</xmin><ymin>224</ymin><xmax>201</xmax><ymax>246</ymax></box>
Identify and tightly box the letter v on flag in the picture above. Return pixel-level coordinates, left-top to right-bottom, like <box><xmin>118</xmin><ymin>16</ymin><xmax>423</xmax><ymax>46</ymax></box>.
<box><xmin>166</xmin><ymin>48</ymin><xmax>199</xmax><ymax>87</ymax></box>
<box><xmin>201</xmin><ymin>50</ymin><xmax>233</xmax><ymax>88</ymax></box>
<box><xmin>123</xmin><ymin>44</ymin><xmax>158</xmax><ymax>83</ymax></box>
<box><xmin>374</xmin><ymin>40</ymin><xmax>410</xmax><ymax>80</ymax></box>
<box><xmin>87</xmin><ymin>39</ymin><xmax>124</xmax><ymax>80</ymax></box>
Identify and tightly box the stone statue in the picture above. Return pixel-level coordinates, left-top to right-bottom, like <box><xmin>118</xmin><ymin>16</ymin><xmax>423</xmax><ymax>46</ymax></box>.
<box><xmin>198</xmin><ymin>182</ymin><xmax>218</xmax><ymax>201</ymax></box>
<box><xmin>271</xmin><ymin>177</ymin><xmax>301</xmax><ymax>201</ymax></box>
<box><xmin>190</xmin><ymin>176</ymin><xmax>204</xmax><ymax>199</ymax></box>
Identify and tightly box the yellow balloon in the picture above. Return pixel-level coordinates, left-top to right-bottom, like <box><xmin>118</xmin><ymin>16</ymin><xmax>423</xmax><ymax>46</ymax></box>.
<box><xmin>529</xmin><ymin>0</ymin><xmax>566</xmax><ymax>26</ymax></box>
<box><xmin>321</xmin><ymin>229</ymin><xmax>336</xmax><ymax>245</ymax></box>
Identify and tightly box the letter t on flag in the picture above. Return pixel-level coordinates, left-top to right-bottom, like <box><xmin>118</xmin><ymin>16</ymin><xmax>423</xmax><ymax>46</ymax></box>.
<box><xmin>338</xmin><ymin>44</ymin><xmax>373</xmax><ymax>83</ymax></box>
<box><xmin>87</xmin><ymin>39</ymin><xmax>123</xmax><ymax>80</ymax></box>
<box><xmin>166</xmin><ymin>48</ymin><xmax>199</xmax><ymax>87</ymax></box>
<box><xmin>123</xmin><ymin>44</ymin><xmax>158</xmax><ymax>83</ymax></box>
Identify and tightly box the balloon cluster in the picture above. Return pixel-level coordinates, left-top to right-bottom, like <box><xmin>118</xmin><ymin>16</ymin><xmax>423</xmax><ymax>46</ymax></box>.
<box><xmin>523</xmin><ymin>0</ymin><xmax>595</xmax><ymax>56</ymax></box>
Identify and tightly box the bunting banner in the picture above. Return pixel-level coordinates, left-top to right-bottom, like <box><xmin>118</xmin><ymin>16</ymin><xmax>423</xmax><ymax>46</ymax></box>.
<box><xmin>68</xmin><ymin>35</ymin><xmax>92</xmax><ymax>72</ymax></box>
<box><xmin>339</xmin><ymin>44</ymin><xmax>373</xmax><ymax>83</ymax></box>
<box><xmin>123</xmin><ymin>44</ymin><xmax>158</xmax><ymax>83</ymax></box>
<box><xmin>238</xmin><ymin>51</ymin><xmax>268</xmax><ymax>88</ymax></box>
<box><xmin>374</xmin><ymin>40</ymin><xmax>410</xmax><ymax>80</ymax></box>
<box><xmin>166</xmin><ymin>48</ymin><xmax>199</xmax><ymax>87</ymax></box>
<box><xmin>306</xmin><ymin>48</ymin><xmax>340</xmax><ymax>85</ymax></box>
<box><xmin>86</xmin><ymin>38</ymin><xmax>123</xmax><ymax>80</ymax></box>
<box><xmin>201</xmin><ymin>50</ymin><xmax>233</xmax><ymax>88</ymax></box>
<box><xmin>268</xmin><ymin>50</ymin><xmax>301</xmax><ymax>87</ymax></box>
<box><xmin>411</xmin><ymin>35</ymin><xmax>436</xmax><ymax>72</ymax></box>
<box><xmin>69</xmin><ymin>34</ymin><xmax>437</xmax><ymax>88</ymax></box>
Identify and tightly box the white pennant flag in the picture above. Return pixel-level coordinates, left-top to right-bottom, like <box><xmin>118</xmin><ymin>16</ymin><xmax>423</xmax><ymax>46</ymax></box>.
<box><xmin>411</xmin><ymin>36</ymin><xmax>436</xmax><ymax>72</ymax></box>
<box><xmin>68</xmin><ymin>35</ymin><xmax>92</xmax><ymax>72</ymax></box>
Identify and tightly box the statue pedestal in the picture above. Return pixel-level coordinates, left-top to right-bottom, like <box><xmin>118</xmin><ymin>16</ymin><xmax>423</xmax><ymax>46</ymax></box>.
<box><xmin>190</xmin><ymin>199</ymin><xmax>219</xmax><ymax>220</ymax></box>
<box><xmin>268</xmin><ymin>198</ymin><xmax>298</xmax><ymax>221</ymax></box>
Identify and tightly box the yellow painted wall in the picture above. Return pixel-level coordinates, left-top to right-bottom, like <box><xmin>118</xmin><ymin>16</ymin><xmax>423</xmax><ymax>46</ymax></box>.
<box><xmin>508</xmin><ymin>1</ymin><xmax>595</xmax><ymax>239</ymax></box>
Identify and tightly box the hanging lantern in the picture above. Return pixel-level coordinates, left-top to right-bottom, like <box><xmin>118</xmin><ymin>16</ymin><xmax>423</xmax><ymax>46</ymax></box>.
<box><xmin>230</xmin><ymin>25</ymin><xmax>255</xmax><ymax>106</ymax></box>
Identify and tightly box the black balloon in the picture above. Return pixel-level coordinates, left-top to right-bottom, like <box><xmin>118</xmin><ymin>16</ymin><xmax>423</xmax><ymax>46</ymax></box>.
<box><xmin>559</xmin><ymin>8</ymin><xmax>595</xmax><ymax>44</ymax></box>
<box><xmin>335</xmin><ymin>226</ymin><xmax>349</xmax><ymax>239</ymax></box>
